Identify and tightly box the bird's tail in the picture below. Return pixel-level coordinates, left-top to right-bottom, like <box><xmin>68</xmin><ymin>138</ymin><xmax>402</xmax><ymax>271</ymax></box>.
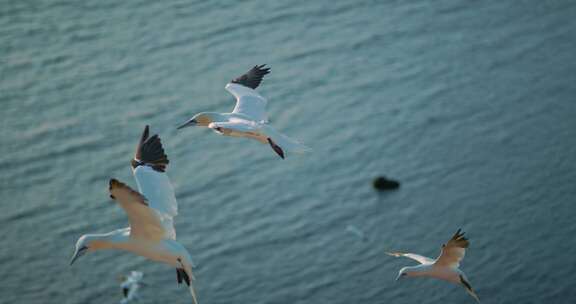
<box><xmin>189</xmin><ymin>284</ymin><xmax>199</xmax><ymax>304</ymax></box>
<box><xmin>185</xmin><ymin>267</ymin><xmax>198</xmax><ymax>304</ymax></box>
<box><xmin>466</xmin><ymin>287</ymin><xmax>481</xmax><ymax>303</ymax></box>
<box><xmin>263</xmin><ymin>125</ymin><xmax>311</xmax><ymax>158</ymax></box>
<box><xmin>179</xmin><ymin>264</ymin><xmax>199</xmax><ymax>304</ymax></box>
<box><xmin>460</xmin><ymin>275</ymin><xmax>480</xmax><ymax>303</ymax></box>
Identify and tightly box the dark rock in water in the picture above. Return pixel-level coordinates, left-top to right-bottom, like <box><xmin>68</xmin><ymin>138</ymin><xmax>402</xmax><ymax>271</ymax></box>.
<box><xmin>373</xmin><ymin>176</ymin><xmax>400</xmax><ymax>191</ymax></box>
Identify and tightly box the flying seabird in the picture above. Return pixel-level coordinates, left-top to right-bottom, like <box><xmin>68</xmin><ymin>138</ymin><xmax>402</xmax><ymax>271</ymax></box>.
<box><xmin>177</xmin><ymin>65</ymin><xmax>310</xmax><ymax>159</ymax></box>
<box><xmin>386</xmin><ymin>229</ymin><xmax>480</xmax><ymax>303</ymax></box>
<box><xmin>345</xmin><ymin>224</ymin><xmax>368</xmax><ymax>242</ymax></box>
<box><xmin>119</xmin><ymin>271</ymin><xmax>144</xmax><ymax>304</ymax></box>
<box><xmin>70</xmin><ymin>126</ymin><xmax>199</xmax><ymax>304</ymax></box>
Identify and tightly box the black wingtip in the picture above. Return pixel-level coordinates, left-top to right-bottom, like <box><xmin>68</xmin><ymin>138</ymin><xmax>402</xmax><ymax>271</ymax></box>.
<box><xmin>176</xmin><ymin>268</ymin><xmax>183</xmax><ymax>285</ymax></box>
<box><xmin>132</xmin><ymin>126</ymin><xmax>169</xmax><ymax>172</ymax></box>
<box><xmin>177</xmin><ymin>268</ymin><xmax>191</xmax><ymax>287</ymax></box>
<box><xmin>454</xmin><ymin>228</ymin><xmax>463</xmax><ymax>237</ymax></box>
<box><xmin>109</xmin><ymin>178</ymin><xmax>123</xmax><ymax>192</ymax></box>
<box><xmin>268</xmin><ymin>138</ymin><xmax>285</xmax><ymax>159</ymax></box>
<box><xmin>109</xmin><ymin>178</ymin><xmax>118</xmax><ymax>187</ymax></box>
<box><xmin>109</xmin><ymin>179</ymin><xmax>120</xmax><ymax>198</ymax></box>
<box><xmin>460</xmin><ymin>275</ymin><xmax>472</xmax><ymax>289</ymax></box>
<box><xmin>141</xmin><ymin>125</ymin><xmax>150</xmax><ymax>143</ymax></box>
<box><xmin>231</xmin><ymin>65</ymin><xmax>271</xmax><ymax>89</ymax></box>
<box><xmin>256</xmin><ymin>64</ymin><xmax>270</xmax><ymax>71</ymax></box>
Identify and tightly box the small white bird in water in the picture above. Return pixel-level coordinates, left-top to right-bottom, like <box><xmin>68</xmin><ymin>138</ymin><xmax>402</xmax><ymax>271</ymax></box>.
<box><xmin>177</xmin><ymin>65</ymin><xmax>310</xmax><ymax>159</ymax></box>
<box><xmin>70</xmin><ymin>126</ymin><xmax>199</xmax><ymax>304</ymax></box>
<box><xmin>386</xmin><ymin>229</ymin><xmax>480</xmax><ymax>303</ymax></box>
<box><xmin>119</xmin><ymin>271</ymin><xmax>144</xmax><ymax>304</ymax></box>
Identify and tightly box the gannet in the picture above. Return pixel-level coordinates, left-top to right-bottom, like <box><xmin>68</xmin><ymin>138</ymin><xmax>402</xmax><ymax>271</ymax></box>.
<box><xmin>345</xmin><ymin>224</ymin><xmax>367</xmax><ymax>242</ymax></box>
<box><xmin>177</xmin><ymin>65</ymin><xmax>310</xmax><ymax>159</ymax></box>
<box><xmin>387</xmin><ymin>229</ymin><xmax>480</xmax><ymax>302</ymax></box>
<box><xmin>119</xmin><ymin>271</ymin><xmax>144</xmax><ymax>304</ymax></box>
<box><xmin>70</xmin><ymin>126</ymin><xmax>199</xmax><ymax>304</ymax></box>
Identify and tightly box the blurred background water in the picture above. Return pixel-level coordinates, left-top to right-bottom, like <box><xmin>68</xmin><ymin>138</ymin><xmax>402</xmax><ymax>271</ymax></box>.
<box><xmin>2</xmin><ymin>1</ymin><xmax>576</xmax><ymax>303</ymax></box>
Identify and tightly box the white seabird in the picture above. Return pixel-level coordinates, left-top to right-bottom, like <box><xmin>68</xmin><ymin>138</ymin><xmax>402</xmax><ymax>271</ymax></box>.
<box><xmin>119</xmin><ymin>271</ymin><xmax>144</xmax><ymax>304</ymax></box>
<box><xmin>70</xmin><ymin>125</ymin><xmax>199</xmax><ymax>304</ymax></box>
<box><xmin>345</xmin><ymin>224</ymin><xmax>367</xmax><ymax>242</ymax></box>
<box><xmin>177</xmin><ymin>64</ymin><xmax>310</xmax><ymax>159</ymax></box>
<box><xmin>386</xmin><ymin>229</ymin><xmax>480</xmax><ymax>303</ymax></box>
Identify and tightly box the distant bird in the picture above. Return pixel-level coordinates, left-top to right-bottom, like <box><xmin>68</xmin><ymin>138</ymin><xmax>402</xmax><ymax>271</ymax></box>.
<box><xmin>372</xmin><ymin>176</ymin><xmax>400</xmax><ymax>191</ymax></box>
<box><xmin>386</xmin><ymin>229</ymin><xmax>480</xmax><ymax>303</ymax></box>
<box><xmin>119</xmin><ymin>271</ymin><xmax>144</xmax><ymax>304</ymax></box>
<box><xmin>177</xmin><ymin>65</ymin><xmax>310</xmax><ymax>159</ymax></box>
<box><xmin>345</xmin><ymin>224</ymin><xmax>368</xmax><ymax>242</ymax></box>
<box><xmin>70</xmin><ymin>126</ymin><xmax>199</xmax><ymax>304</ymax></box>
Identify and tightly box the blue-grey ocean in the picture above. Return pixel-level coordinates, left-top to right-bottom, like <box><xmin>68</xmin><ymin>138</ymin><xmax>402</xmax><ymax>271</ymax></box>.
<box><xmin>2</xmin><ymin>1</ymin><xmax>576</xmax><ymax>303</ymax></box>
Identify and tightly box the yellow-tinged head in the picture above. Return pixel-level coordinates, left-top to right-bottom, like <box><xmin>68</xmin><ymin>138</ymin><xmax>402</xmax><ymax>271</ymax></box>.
<box><xmin>177</xmin><ymin>112</ymin><xmax>223</xmax><ymax>129</ymax></box>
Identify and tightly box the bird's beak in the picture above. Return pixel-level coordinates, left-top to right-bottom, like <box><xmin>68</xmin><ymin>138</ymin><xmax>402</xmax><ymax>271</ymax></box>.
<box><xmin>395</xmin><ymin>274</ymin><xmax>402</xmax><ymax>281</ymax></box>
<box><xmin>177</xmin><ymin>119</ymin><xmax>196</xmax><ymax>130</ymax></box>
<box><xmin>69</xmin><ymin>246</ymin><xmax>88</xmax><ymax>265</ymax></box>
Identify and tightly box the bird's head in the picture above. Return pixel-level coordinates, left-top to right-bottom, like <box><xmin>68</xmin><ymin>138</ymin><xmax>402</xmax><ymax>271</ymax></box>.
<box><xmin>70</xmin><ymin>235</ymin><xmax>91</xmax><ymax>265</ymax></box>
<box><xmin>70</xmin><ymin>234</ymin><xmax>105</xmax><ymax>265</ymax></box>
<box><xmin>177</xmin><ymin>112</ymin><xmax>219</xmax><ymax>129</ymax></box>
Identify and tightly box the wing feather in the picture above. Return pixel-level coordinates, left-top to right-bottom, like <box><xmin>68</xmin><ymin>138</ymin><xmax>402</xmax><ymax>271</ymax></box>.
<box><xmin>226</xmin><ymin>65</ymin><xmax>271</xmax><ymax>122</ymax></box>
<box><xmin>386</xmin><ymin>252</ymin><xmax>434</xmax><ymax>265</ymax></box>
<box><xmin>129</xmin><ymin>126</ymin><xmax>178</xmax><ymax>239</ymax></box>
<box><xmin>131</xmin><ymin>125</ymin><xmax>169</xmax><ymax>172</ymax></box>
<box><xmin>109</xmin><ymin>179</ymin><xmax>167</xmax><ymax>241</ymax></box>
<box><xmin>226</xmin><ymin>83</ymin><xmax>268</xmax><ymax>122</ymax></box>
<box><xmin>133</xmin><ymin>166</ymin><xmax>177</xmax><ymax>239</ymax></box>
<box><xmin>434</xmin><ymin>229</ymin><xmax>469</xmax><ymax>268</ymax></box>
<box><xmin>230</xmin><ymin>64</ymin><xmax>270</xmax><ymax>89</ymax></box>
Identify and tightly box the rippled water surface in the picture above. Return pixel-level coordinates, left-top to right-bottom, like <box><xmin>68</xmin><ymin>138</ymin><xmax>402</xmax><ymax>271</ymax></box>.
<box><xmin>2</xmin><ymin>1</ymin><xmax>576</xmax><ymax>303</ymax></box>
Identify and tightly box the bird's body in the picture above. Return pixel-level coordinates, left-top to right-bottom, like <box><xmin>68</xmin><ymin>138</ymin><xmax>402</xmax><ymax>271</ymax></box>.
<box><xmin>90</xmin><ymin>230</ymin><xmax>189</xmax><ymax>267</ymax></box>
<box><xmin>71</xmin><ymin>126</ymin><xmax>198</xmax><ymax>304</ymax></box>
<box><xmin>200</xmin><ymin>112</ymin><xmax>269</xmax><ymax>143</ymax></box>
<box><xmin>387</xmin><ymin>229</ymin><xmax>480</xmax><ymax>303</ymax></box>
<box><xmin>398</xmin><ymin>263</ymin><xmax>462</xmax><ymax>283</ymax></box>
<box><xmin>178</xmin><ymin>65</ymin><xmax>310</xmax><ymax>159</ymax></box>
